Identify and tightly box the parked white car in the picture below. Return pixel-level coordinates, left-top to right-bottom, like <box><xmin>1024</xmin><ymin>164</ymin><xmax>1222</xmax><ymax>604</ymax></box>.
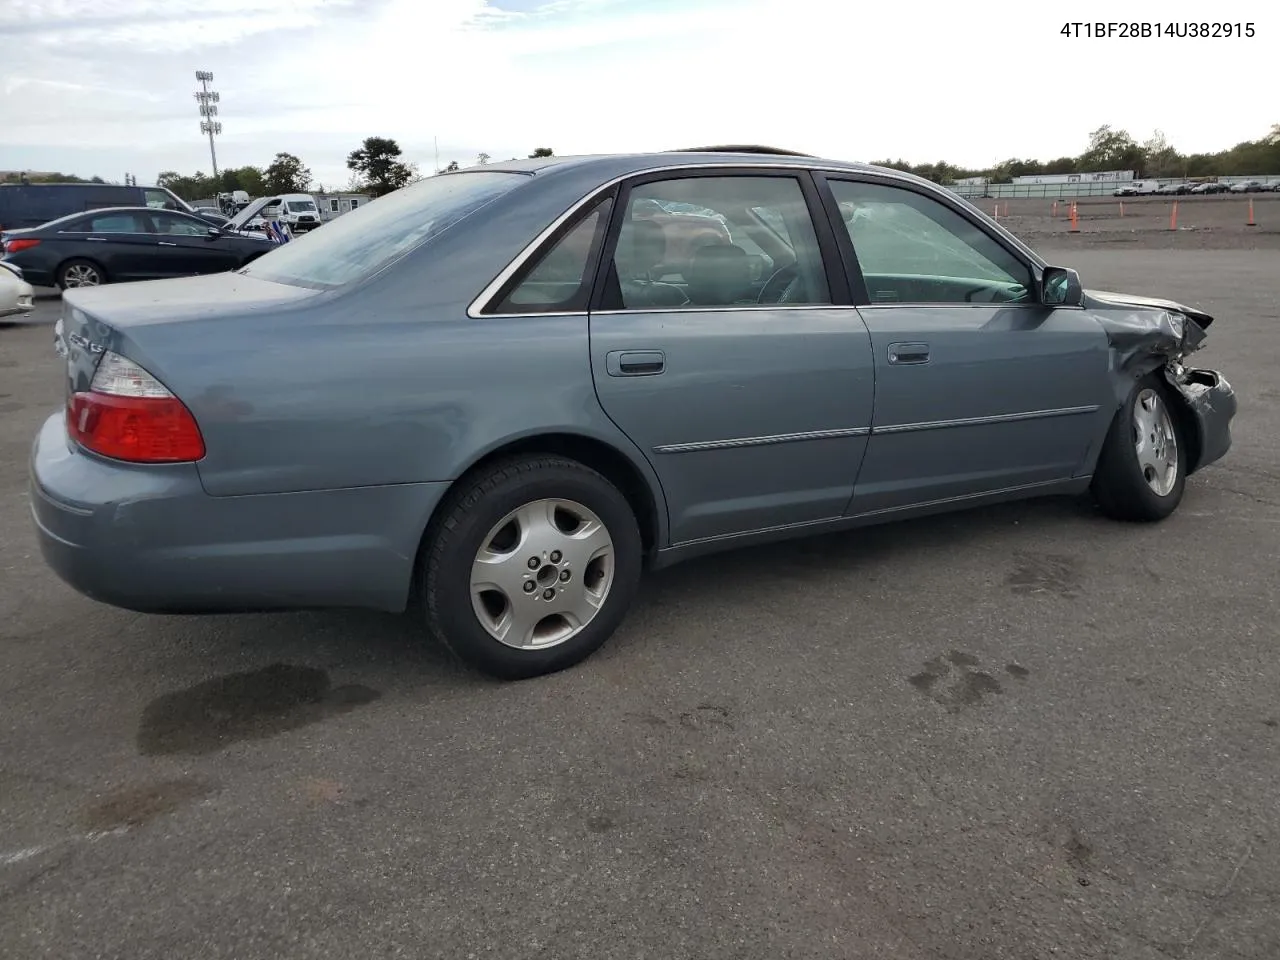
<box><xmin>0</xmin><ymin>261</ymin><xmax>35</xmax><ymax>319</ymax></box>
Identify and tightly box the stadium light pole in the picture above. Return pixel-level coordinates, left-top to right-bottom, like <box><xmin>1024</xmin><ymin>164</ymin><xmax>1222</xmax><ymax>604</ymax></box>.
<box><xmin>194</xmin><ymin>70</ymin><xmax>222</xmax><ymax>180</ymax></box>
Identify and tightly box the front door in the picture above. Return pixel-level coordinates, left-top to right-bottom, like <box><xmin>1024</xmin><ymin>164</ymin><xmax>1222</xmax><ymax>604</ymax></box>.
<box><xmin>148</xmin><ymin>212</ymin><xmax>237</xmax><ymax>277</ymax></box>
<box><xmin>818</xmin><ymin>176</ymin><xmax>1114</xmax><ymax>515</ymax></box>
<box><xmin>587</xmin><ymin>171</ymin><xmax>876</xmax><ymax>545</ymax></box>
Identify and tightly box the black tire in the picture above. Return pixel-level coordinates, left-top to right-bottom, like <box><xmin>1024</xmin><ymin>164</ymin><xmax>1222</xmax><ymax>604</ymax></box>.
<box><xmin>56</xmin><ymin>258</ymin><xmax>106</xmax><ymax>290</ymax></box>
<box><xmin>1091</xmin><ymin>374</ymin><xmax>1187</xmax><ymax>522</ymax></box>
<box><xmin>422</xmin><ymin>456</ymin><xmax>643</xmax><ymax>680</ymax></box>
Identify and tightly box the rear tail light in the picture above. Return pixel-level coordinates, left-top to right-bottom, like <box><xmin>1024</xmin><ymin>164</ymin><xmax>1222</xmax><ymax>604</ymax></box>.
<box><xmin>67</xmin><ymin>351</ymin><xmax>205</xmax><ymax>463</ymax></box>
<box><xmin>4</xmin><ymin>237</ymin><xmax>40</xmax><ymax>253</ymax></box>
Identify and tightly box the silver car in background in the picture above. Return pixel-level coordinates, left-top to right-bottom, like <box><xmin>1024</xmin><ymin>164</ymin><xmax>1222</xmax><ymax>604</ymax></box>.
<box><xmin>0</xmin><ymin>261</ymin><xmax>34</xmax><ymax>318</ymax></box>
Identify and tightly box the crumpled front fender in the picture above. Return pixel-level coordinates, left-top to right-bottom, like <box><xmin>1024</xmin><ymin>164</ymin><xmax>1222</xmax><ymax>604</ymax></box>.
<box><xmin>1082</xmin><ymin>289</ymin><xmax>1235</xmax><ymax>475</ymax></box>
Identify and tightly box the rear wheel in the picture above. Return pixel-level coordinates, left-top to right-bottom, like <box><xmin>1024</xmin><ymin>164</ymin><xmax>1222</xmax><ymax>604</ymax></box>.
<box><xmin>1091</xmin><ymin>374</ymin><xmax>1186</xmax><ymax>521</ymax></box>
<box><xmin>57</xmin><ymin>259</ymin><xmax>106</xmax><ymax>290</ymax></box>
<box><xmin>422</xmin><ymin>456</ymin><xmax>643</xmax><ymax>680</ymax></box>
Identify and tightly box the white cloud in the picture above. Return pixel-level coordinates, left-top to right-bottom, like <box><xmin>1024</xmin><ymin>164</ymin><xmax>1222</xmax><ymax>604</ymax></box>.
<box><xmin>1</xmin><ymin>0</ymin><xmax>1274</xmax><ymax>186</ymax></box>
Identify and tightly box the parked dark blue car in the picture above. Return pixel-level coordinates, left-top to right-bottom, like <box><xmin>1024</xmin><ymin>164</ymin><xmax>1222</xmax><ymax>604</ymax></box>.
<box><xmin>1</xmin><ymin>207</ymin><xmax>274</xmax><ymax>289</ymax></box>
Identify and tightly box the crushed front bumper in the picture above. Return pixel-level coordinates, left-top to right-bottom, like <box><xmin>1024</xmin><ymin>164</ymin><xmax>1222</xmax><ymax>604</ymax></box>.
<box><xmin>1165</xmin><ymin>365</ymin><xmax>1236</xmax><ymax>475</ymax></box>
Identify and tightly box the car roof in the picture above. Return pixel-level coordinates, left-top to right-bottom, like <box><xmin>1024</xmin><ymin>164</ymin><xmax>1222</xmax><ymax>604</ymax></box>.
<box><xmin>31</xmin><ymin>206</ymin><xmax>201</xmax><ymax>229</ymax></box>
<box><xmin>456</xmin><ymin>148</ymin><xmax>954</xmax><ymax>198</ymax></box>
<box><xmin>476</xmin><ymin>148</ymin><xmax>870</xmax><ymax>176</ymax></box>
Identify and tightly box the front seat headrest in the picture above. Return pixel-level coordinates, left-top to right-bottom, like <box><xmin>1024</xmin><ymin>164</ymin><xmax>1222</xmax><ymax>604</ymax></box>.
<box><xmin>686</xmin><ymin>243</ymin><xmax>753</xmax><ymax>305</ymax></box>
<box><xmin>617</xmin><ymin>218</ymin><xmax>667</xmax><ymax>278</ymax></box>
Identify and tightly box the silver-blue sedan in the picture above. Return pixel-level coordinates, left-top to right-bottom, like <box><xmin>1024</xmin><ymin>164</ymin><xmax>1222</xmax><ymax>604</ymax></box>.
<box><xmin>29</xmin><ymin>148</ymin><xmax>1237</xmax><ymax>679</ymax></box>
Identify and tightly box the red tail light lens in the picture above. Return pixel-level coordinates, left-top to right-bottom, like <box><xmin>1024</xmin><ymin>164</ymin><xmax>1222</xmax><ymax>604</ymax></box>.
<box><xmin>4</xmin><ymin>238</ymin><xmax>40</xmax><ymax>253</ymax></box>
<box><xmin>67</xmin><ymin>352</ymin><xmax>205</xmax><ymax>462</ymax></box>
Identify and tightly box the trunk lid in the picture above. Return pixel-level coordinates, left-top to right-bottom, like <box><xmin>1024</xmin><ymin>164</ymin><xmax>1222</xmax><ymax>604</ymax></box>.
<box><xmin>54</xmin><ymin>271</ymin><xmax>322</xmax><ymax>400</ymax></box>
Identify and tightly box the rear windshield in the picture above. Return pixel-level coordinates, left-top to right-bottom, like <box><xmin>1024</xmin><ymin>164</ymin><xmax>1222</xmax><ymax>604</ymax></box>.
<box><xmin>239</xmin><ymin>172</ymin><xmax>525</xmax><ymax>289</ymax></box>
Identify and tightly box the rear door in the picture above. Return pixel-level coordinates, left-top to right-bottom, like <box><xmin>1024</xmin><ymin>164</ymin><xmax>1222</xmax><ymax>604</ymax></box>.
<box><xmin>584</xmin><ymin>170</ymin><xmax>875</xmax><ymax>545</ymax></box>
<box><xmin>148</xmin><ymin>212</ymin><xmax>238</xmax><ymax>276</ymax></box>
<box><xmin>59</xmin><ymin>211</ymin><xmax>159</xmax><ymax>281</ymax></box>
<box><xmin>816</xmin><ymin>174</ymin><xmax>1114</xmax><ymax>515</ymax></box>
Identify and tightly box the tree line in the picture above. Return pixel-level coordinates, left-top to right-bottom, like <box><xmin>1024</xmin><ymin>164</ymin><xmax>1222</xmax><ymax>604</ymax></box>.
<box><xmin>11</xmin><ymin>124</ymin><xmax>1276</xmax><ymax>198</ymax></box>
<box><xmin>874</xmin><ymin>123</ymin><xmax>1280</xmax><ymax>184</ymax></box>
<box><xmin>148</xmin><ymin>141</ymin><xmax>557</xmax><ymax>202</ymax></box>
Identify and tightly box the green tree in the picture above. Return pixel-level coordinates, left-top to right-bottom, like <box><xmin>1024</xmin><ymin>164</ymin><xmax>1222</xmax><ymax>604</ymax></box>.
<box><xmin>1078</xmin><ymin>125</ymin><xmax>1144</xmax><ymax>172</ymax></box>
<box><xmin>1142</xmin><ymin>130</ymin><xmax>1180</xmax><ymax>178</ymax></box>
<box><xmin>346</xmin><ymin>136</ymin><xmax>416</xmax><ymax>197</ymax></box>
<box><xmin>475</xmin><ymin>152</ymin><xmax>490</xmax><ymax>165</ymax></box>
<box><xmin>156</xmin><ymin>170</ymin><xmax>217</xmax><ymax>199</ymax></box>
<box><xmin>264</xmin><ymin>152</ymin><xmax>312</xmax><ymax>193</ymax></box>
<box><xmin>217</xmin><ymin>166</ymin><xmax>266</xmax><ymax>196</ymax></box>
<box><xmin>529</xmin><ymin>147</ymin><xmax>554</xmax><ymax>158</ymax></box>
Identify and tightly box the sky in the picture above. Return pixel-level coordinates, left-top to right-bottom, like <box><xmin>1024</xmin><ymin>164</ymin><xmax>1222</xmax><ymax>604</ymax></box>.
<box><xmin>1</xmin><ymin>0</ymin><xmax>1275</xmax><ymax>188</ymax></box>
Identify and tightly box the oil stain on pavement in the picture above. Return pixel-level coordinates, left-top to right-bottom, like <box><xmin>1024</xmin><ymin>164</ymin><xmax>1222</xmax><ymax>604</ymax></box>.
<box><xmin>137</xmin><ymin>663</ymin><xmax>380</xmax><ymax>756</ymax></box>
<box><xmin>82</xmin><ymin>778</ymin><xmax>215</xmax><ymax>831</ymax></box>
<box><xmin>908</xmin><ymin>650</ymin><xmax>1015</xmax><ymax>711</ymax></box>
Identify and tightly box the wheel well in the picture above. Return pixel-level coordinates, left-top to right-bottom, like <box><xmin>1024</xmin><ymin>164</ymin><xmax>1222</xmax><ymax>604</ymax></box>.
<box><xmin>459</xmin><ymin>434</ymin><xmax>661</xmax><ymax>554</ymax></box>
<box><xmin>1162</xmin><ymin>382</ymin><xmax>1205</xmax><ymax>475</ymax></box>
<box><xmin>407</xmin><ymin>434</ymin><xmax>663</xmax><ymax>609</ymax></box>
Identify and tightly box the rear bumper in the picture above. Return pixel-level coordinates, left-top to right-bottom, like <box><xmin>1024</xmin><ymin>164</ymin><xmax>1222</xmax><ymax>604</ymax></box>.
<box><xmin>1167</xmin><ymin>367</ymin><xmax>1236</xmax><ymax>474</ymax></box>
<box><xmin>29</xmin><ymin>413</ymin><xmax>449</xmax><ymax>614</ymax></box>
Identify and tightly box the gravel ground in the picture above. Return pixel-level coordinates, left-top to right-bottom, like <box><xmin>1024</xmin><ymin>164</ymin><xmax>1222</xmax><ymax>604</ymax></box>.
<box><xmin>1</xmin><ymin>237</ymin><xmax>1278</xmax><ymax>959</ymax></box>
<box><xmin>982</xmin><ymin>193</ymin><xmax>1280</xmax><ymax>251</ymax></box>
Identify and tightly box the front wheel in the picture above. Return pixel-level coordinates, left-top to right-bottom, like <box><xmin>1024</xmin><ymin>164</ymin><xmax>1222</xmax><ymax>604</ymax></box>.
<box><xmin>1091</xmin><ymin>375</ymin><xmax>1187</xmax><ymax>522</ymax></box>
<box><xmin>422</xmin><ymin>456</ymin><xmax>643</xmax><ymax>680</ymax></box>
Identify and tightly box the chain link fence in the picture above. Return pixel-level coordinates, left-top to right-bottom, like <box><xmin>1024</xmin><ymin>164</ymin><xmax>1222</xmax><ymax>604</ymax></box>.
<box><xmin>946</xmin><ymin>175</ymin><xmax>1280</xmax><ymax>200</ymax></box>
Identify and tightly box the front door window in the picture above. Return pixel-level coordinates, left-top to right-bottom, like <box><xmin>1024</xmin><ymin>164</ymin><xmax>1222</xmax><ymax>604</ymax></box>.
<box><xmin>828</xmin><ymin>180</ymin><xmax>1033</xmax><ymax>305</ymax></box>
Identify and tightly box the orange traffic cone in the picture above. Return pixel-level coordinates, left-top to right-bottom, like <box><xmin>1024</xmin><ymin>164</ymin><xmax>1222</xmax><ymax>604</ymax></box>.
<box><xmin>1247</xmin><ymin>199</ymin><xmax>1256</xmax><ymax>227</ymax></box>
<box><xmin>1052</xmin><ymin>200</ymin><xmax>1059</xmax><ymax>217</ymax></box>
<box><xmin>1119</xmin><ymin>200</ymin><xmax>1125</xmax><ymax>217</ymax></box>
<box><xmin>1169</xmin><ymin>200</ymin><xmax>1178</xmax><ymax>230</ymax></box>
<box><xmin>1069</xmin><ymin>204</ymin><xmax>1079</xmax><ymax>233</ymax></box>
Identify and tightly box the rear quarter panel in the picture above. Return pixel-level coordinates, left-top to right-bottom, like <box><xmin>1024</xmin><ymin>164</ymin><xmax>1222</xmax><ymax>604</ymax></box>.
<box><xmin>160</xmin><ymin>304</ymin><xmax>630</xmax><ymax>499</ymax></box>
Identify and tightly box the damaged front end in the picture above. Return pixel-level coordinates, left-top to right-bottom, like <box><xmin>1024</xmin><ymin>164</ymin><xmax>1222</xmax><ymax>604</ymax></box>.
<box><xmin>1084</xmin><ymin>288</ymin><xmax>1237</xmax><ymax>475</ymax></box>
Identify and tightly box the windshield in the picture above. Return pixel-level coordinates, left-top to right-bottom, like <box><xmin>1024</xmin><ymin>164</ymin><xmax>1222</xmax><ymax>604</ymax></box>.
<box><xmin>238</xmin><ymin>172</ymin><xmax>525</xmax><ymax>289</ymax></box>
<box><xmin>286</xmin><ymin>201</ymin><xmax>317</xmax><ymax>212</ymax></box>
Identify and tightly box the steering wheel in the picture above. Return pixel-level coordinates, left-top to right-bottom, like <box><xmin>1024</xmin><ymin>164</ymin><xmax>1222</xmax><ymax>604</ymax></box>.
<box><xmin>758</xmin><ymin>263</ymin><xmax>799</xmax><ymax>303</ymax></box>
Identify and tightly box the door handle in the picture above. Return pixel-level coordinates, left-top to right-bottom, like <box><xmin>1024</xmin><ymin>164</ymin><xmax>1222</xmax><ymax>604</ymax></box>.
<box><xmin>606</xmin><ymin>350</ymin><xmax>665</xmax><ymax>377</ymax></box>
<box><xmin>887</xmin><ymin>342</ymin><xmax>930</xmax><ymax>365</ymax></box>
<box><xmin>157</xmin><ymin>241</ymin><xmax>178</xmax><ymax>246</ymax></box>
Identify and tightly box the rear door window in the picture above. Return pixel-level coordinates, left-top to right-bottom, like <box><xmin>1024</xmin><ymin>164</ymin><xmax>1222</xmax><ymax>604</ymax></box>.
<box><xmin>610</xmin><ymin>175</ymin><xmax>830</xmax><ymax>309</ymax></box>
<box><xmin>71</xmin><ymin>213</ymin><xmax>152</xmax><ymax>233</ymax></box>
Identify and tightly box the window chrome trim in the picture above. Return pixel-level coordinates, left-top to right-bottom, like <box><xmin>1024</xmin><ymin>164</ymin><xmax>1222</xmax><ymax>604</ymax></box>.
<box><xmin>653</xmin><ymin>426</ymin><xmax>871</xmax><ymax>454</ymax></box>
<box><xmin>466</xmin><ymin>160</ymin><xmax>977</xmax><ymax>319</ymax></box>
<box><xmin>856</xmin><ymin>301</ymin><xmax>1084</xmax><ymax>311</ymax></box>
<box><xmin>873</xmin><ymin>405</ymin><xmax>1099</xmax><ymax>435</ymax></box>
<box><xmin>592</xmin><ymin>304</ymin><xmax>846</xmax><ymax>316</ymax></box>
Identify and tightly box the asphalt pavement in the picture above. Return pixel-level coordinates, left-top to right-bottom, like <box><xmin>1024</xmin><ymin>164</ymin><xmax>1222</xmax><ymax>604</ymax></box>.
<box><xmin>1</xmin><ymin>250</ymin><xmax>1278</xmax><ymax>959</ymax></box>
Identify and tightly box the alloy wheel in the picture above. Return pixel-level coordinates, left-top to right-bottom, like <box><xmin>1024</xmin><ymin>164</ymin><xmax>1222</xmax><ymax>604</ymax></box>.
<box><xmin>469</xmin><ymin>498</ymin><xmax>615</xmax><ymax>650</ymax></box>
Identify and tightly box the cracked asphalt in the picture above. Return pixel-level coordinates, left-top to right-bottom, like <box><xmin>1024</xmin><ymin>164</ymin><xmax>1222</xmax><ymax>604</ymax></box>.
<box><xmin>1</xmin><ymin>243</ymin><xmax>1278</xmax><ymax>959</ymax></box>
